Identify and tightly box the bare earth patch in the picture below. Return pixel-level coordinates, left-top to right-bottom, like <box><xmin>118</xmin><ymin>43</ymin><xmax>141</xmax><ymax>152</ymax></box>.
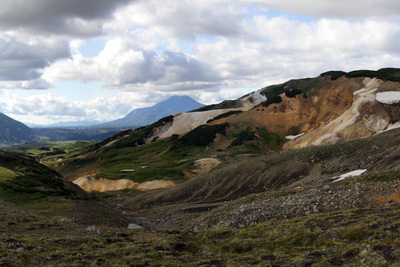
<box><xmin>73</xmin><ymin>175</ymin><xmax>177</xmax><ymax>192</ymax></box>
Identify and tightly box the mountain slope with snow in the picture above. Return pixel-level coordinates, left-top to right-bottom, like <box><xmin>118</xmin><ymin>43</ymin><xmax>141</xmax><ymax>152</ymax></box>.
<box><xmin>56</xmin><ymin>68</ymin><xmax>400</xmax><ymax>194</ymax></box>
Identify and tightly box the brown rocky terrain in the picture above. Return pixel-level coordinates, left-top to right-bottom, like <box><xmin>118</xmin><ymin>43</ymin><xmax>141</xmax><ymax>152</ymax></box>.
<box><xmin>128</xmin><ymin>75</ymin><xmax>399</xmax><ymax>149</ymax></box>
<box><xmin>117</xmin><ymin>126</ymin><xmax>400</xmax><ymax>230</ymax></box>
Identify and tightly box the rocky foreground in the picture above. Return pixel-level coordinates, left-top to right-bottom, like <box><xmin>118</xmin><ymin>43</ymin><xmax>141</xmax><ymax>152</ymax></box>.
<box><xmin>2</xmin><ymin>178</ymin><xmax>400</xmax><ymax>266</ymax></box>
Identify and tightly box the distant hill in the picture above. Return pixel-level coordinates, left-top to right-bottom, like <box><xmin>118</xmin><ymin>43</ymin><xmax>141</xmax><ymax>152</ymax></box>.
<box><xmin>0</xmin><ymin>113</ymin><xmax>39</xmax><ymax>147</ymax></box>
<box><xmin>98</xmin><ymin>95</ymin><xmax>204</xmax><ymax>128</ymax></box>
<box><xmin>33</xmin><ymin>127</ymin><xmax>123</xmax><ymax>142</ymax></box>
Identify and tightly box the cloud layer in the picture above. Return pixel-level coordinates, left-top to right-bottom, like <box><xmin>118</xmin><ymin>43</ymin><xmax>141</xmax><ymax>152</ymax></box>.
<box><xmin>1</xmin><ymin>0</ymin><xmax>400</xmax><ymax>124</ymax></box>
<box><xmin>0</xmin><ymin>0</ymin><xmax>131</xmax><ymax>36</ymax></box>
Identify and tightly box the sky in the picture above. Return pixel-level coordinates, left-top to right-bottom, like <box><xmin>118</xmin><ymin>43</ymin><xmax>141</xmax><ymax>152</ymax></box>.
<box><xmin>1</xmin><ymin>0</ymin><xmax>400</xmax><ymax>125</ymax></box>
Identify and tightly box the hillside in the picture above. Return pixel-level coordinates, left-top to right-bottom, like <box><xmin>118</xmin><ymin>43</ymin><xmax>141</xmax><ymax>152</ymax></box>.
<box><xmin>98</xmin><ymin>95</ymin><xmax>205</xmax><ymax>128</ymax></box>
<box><xmin>52</xmin><ymin>68</ymin><xmax>400</xmax><ymax>190</ymax></box>
<box><xmin>4</xmin><ymin>120</ymin><xmax>400</xmax><ymax>265</ymax></box>
<box><xmin>120</xmin><ymin>127</ymin><xmax>400</xmax><ymax>228</ymax></box>
<box><xmin>4</xmin><ymin>68</ymin><xmax>400</xmax><ymax>265</ymax></box>
<box><xmin>0</xmin><ymin>149</ymin><xmax>133</xmax><ymax>231</ymax></box>
<box><xmin>0</xmin><ymin>113</ymin><xmax>39</xmax><ymax>147</ymax></box>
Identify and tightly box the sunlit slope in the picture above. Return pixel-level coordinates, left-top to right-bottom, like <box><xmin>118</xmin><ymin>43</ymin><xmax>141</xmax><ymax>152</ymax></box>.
<box><xmin>54</xmin><ymin>68</ymin><xmax>400</xmax><ymax>192</ymax></box>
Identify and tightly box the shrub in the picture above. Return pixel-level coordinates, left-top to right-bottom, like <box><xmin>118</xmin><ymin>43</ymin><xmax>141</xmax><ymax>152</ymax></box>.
<box><xmin>193</xmin><ymin>100</ymin><xmax>241</xmax><ymax>112</ymax></box>
<box><xmin>260</xmin><ymin>82</ymin><xmax>306</xmax><ymax>108</ymax></box>
<box><xmin>260</xmin><ymin>129</ymin><xmax>285</xmax><ymax>150</ymax></box>
<box><xmin>346</xmin><ymin>68</ymin><xmax>400</xmax><ymax>82</ymax></box>
<box><xmin>320</xmin><ymin>71</ymin><xmax>347</xmax><ymax>80</ymax></box>
<box><xmin>175</xmin><ymin>123</ymin><xmax>228</xmax><ymax>147</ymax></box>
<box><xmin>230</xmin><ymin>128</ymin><xmax>257</xmax><ymax>147</ymax></box>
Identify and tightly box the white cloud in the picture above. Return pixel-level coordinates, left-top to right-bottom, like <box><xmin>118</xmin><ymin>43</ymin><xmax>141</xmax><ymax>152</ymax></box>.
<box><xmin>245</xmin><ymin>0</ymin><xmax>400</xmax><ymax>20</ymax></box>
<box><xmin>0</xmin><ymin>89</ymin><xmax>173</xmax><ymax>125</ymax></box>
<box><xmin>44</xmin><ymin>6</ymin><xmax>400</xmax><ymax>94</ymax></box>
<box><xmin>5</xmin><ymin>0</ymin><xmax>400</xmax><ymax>91</ymax></box>
<box><xmin>105</xmin><ymin>0</ymin><xmax>243</xmax><ymax>38</ymax></box>
<box><xmin>43</xmin><ymin>34</ymin><xmax>219</xmax><ymax>91</ymax></box>
<box><xmin>0</xmin><ymin>91</ymin><xmax>86</xmax><ymax>116</ymax></box>
<box><xmin>197</xmin><ymin>89</ymin><xmax>249</xmax><ymax>105</ymax></box>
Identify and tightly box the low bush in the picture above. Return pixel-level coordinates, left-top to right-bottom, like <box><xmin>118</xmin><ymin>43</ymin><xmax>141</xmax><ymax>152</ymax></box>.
<box><xmin>174</xmin><ymin>123</ymin><xmax>228</xmax><ymax>148</ymax></box>
<box><xmin>230</xmin><ymin>128</ymin><xmax>257</xmax><ymax>147</ymax></box>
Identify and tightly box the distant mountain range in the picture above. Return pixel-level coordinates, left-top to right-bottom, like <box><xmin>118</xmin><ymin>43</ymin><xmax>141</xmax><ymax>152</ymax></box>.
<box><xmin>28</xmin><ymin>120</ymin><xmax>105</xmax><ymax>128</ymax></box>
<box><xmin>0</xmin><ymin>95</ymin><xmax>204</xmax><ymax>146</ymax></box>
<box><xmin>0</xmin><ymin>113</ymin><xmax>39</xmax><ymax>147</ymax></box>
<box><xmin>97</xmin><ymin>95</ymin><xmax>204</xmax><ymax>128</ymax></box>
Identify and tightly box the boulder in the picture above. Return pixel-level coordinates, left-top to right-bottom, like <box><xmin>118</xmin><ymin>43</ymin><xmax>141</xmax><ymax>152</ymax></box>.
<box><xmin>128</xmin><ymin>223</ymin><xmax>142</xmax><ymax>230</ymax></box>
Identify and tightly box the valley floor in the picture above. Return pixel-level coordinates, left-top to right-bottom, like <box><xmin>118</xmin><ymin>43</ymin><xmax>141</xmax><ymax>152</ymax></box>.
<box><xmin>2</xmin><ymin>179</ymin><xmax>400</xmax><ymax>266</ymax></box>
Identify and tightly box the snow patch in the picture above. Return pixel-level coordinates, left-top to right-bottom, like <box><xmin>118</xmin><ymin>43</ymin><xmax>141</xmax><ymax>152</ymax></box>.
<box><xmin>376</xmin><ymin>91</ymin><xmax>400</xmax><ymax>104</ymax></box>
<box><xmin>332</xmin><ymin>169</ymin><xmax>367</xmax><ymax>183</ymax></box>
<box><xmin>250</xmin><ymin>91</ymin><xmax>267</xmax><ymax>104</ymax></box>
<box><xmin>285</xmin><ymin>133</ymin><xmax>304</xmax><ymax>140</ymax></box>
<box><xmin>375</xmin><ymin>121</ymin><xmax>400</xmax><ymax>135</ymax></box>
<box><xmin>120</xmin><ymin>169</ymin><xmax>135</xmax><ymax>172</ymax></box>
<box><xmin>160</xmin><ymin>109</ymin><xmax>237</xmax><ymax>138</ymax></box>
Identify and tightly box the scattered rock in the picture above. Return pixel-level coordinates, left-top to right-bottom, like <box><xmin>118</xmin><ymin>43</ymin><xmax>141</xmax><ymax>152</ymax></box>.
<box><xmin>86</xmin><ymin>225</ymin><xmax>101</xmax><ymax>234</ymax></box>
<box><xmin>128</xmin><ymin>223</ymin><xmax>142</xmax><ymax>230</ymax></box>
<box><xmin>187</xmin><ymin>180</ymin><xmax>400</xmax><ymax>230</ymax></box>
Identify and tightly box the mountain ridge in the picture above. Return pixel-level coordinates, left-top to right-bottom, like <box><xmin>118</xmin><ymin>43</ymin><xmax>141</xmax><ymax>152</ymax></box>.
<box><xmin>0</xmin><ymin>112</ymin><xmax>39</xmax><ymax>147</ymax></box>
<box><xmin>98</xmin><ymin>95</ymin><xmax>204</xmax><ymax>128</ymax></box>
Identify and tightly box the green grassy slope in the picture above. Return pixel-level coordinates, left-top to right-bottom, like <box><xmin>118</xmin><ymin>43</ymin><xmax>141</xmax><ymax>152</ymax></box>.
<box><xmin>55</xmin><ymin>120</ymin><xmax>284</xmax><ymax>183</ymax></box>
<box><xmin>0</xmin><ymin>150</ymin><xmax>81</xmax><ymax>204</ymax></box>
